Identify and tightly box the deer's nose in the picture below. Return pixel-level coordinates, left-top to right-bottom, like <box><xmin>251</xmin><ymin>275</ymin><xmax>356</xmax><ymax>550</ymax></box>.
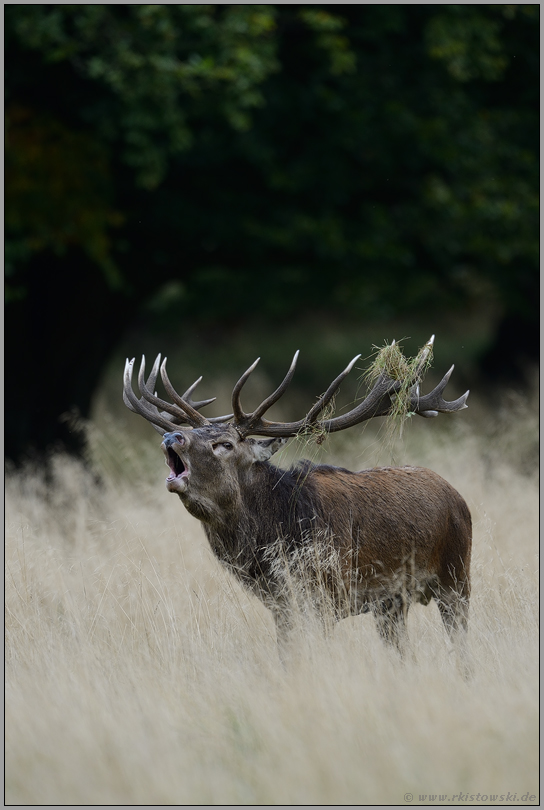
<box><xmin>162</xmin><ymin>432</ymin><xmax>186</xmax><ymax>449</ymax></box>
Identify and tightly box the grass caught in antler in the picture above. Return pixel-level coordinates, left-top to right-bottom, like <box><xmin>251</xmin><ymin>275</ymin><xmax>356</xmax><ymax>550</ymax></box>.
<box><xmin>296</xmin><ymin>338</ymin><xmax>434</xmax><ymax>451</ymax></box>
<box><xmin>362</xmin><ymin>337</ymin><xmax>434</xmax><ymax>427</ymax></box>
<box><xmin>296</xmin><ymin>396</ymin><xmax>337</xmax><ymax>448</ymax></box>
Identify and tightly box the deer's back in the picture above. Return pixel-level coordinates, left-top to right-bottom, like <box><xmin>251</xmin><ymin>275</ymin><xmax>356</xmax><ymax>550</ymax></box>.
<box><xmin>308</xmin><ymin>463</ymin><xmax>472</xmax><ymax>588</ymax></box>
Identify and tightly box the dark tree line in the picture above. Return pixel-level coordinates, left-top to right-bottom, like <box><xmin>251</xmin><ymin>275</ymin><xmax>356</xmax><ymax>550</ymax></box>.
<box><xmin>5</xmin><ymin>5</ymin><xmax>539</xmax><ymax>461</ymax></box>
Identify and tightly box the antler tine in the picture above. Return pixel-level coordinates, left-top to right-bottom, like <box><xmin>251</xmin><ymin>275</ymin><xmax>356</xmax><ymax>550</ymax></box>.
<box><xmin>145</xmin><ymin>353</ymin><xmax>162</xmax><ymax>396</ymax></box>
<box><xmin>123</xmin><ymin>358</ymin><xmax>138</xmax><ymax>414</ymax></box>
<box><xmin>159</xmin><ymin>358</ymin><xmax>209</xmax><ymax>427</ymax></box>
<box><xmin>179</xmin><ymin>377</ymin><xmax>233</xmax><ymax>423</ymax></box>
<box><xmin>160</xmin><ymin>368</ymin><xmax>232</xmax><ymax>423</ymax></box>
<box><xmin>412</xmin><ymin>334</ymin><xmax>435</xmax><ymax>380</ymax></box>
<box><xmin>250</xmin><ymin>351</ymin><xmax>300</xmax><ymax>423</ymax></box>
<box><xmin>411</xmin><ymin>365</ymin><xmax>469</xmax><ymax>417</ymax></box>
<box><xmin>181</xmin><ymin>377</ymin><xmax>216</xmax><ymax>411</ymax></box>
<box><xmin>123</xmin><ymin>358</ymin><xmax>178</xmax><ymax>434</ymax></box>
<box><xmin>231</xmin><ymin>357</ymin><xmax>260</xmax><ymax>422</ymax></box>
<box><xmin>137</xmin><ymin>356</ymin><xmax>202</xmax><ymax>427</ymax></box>
<box><xmin>305</xmin><ymin>354</ymin><xmax>361</xmax><ymax>424</ymax></box>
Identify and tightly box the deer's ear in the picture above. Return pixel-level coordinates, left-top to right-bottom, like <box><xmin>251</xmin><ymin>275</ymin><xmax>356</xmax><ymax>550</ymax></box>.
<box><xmin>248</xmin><ymin>437</ymin><xmax>288</xmax><ymax>462</ymax></box>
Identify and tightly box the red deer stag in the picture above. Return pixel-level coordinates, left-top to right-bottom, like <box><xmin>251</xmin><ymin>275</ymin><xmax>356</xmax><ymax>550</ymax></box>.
<box><xmin>123</xmin><ymin>336</ymin><xmax>471</xmax><ymax>656</ymax></box>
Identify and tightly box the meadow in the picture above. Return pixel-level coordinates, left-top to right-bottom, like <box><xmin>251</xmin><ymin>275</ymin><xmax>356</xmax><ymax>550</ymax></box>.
<box><xmin>5</xmin><ymin>368</ymin><xmax>539</xmax><ymax>806</ymax></box>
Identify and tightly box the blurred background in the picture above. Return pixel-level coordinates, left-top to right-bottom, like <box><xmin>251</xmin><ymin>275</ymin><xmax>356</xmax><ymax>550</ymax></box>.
<box><xmin>5</xmin><ymin>4</ymin><xmax>539</xmax><ymax>463</ymax></box>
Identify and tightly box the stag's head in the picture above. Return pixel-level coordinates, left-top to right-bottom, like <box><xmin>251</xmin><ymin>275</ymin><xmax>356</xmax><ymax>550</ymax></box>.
<box><xmin>161</xmin><ymin>425</ymin><xmax>285</xmax><ymax>520</ymax></box>
<box><xmin>123</xmin><ymin>337</ymin><xmax>469</xmax><ymax>520</ymax></box>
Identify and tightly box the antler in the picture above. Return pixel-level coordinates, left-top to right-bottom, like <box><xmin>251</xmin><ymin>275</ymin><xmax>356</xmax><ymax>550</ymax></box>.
<box><xmin>123</xmin><ymin>337</ymin><xmax>469</xmax><ymax>438</ymax></box>
<box><xmin>123</xmin><ymin>355</ymin><xmax>231</xmax><ymax>434</ymax></box>
<box><xmin>227</xmin><ymin>335</ymin><xmax>469</xmax><ymax>438</ymax></box>
<box><xmin>229</xmin><ymin>351</ymin><xmax>362</xmax><ymax>437</ymax></box>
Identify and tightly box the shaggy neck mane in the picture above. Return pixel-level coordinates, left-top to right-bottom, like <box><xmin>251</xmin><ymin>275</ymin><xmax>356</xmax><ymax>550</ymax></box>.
<box><xmin>204</xmin><ymin>460</ymin><xmax>323</xmax><ymax>561</ymax></box>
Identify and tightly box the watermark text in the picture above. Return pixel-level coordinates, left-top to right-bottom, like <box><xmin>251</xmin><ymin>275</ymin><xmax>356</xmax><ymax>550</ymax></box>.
<box><xmin>404</xmin><ymin>792</ymin><xmax>538</xmax><ymax>804</ymax></box>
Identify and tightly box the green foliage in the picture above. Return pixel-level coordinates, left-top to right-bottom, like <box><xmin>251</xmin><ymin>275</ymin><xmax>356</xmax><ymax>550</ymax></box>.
<box><xmin>298</xmin><ymin>9</ymin><xmax>356</xmax><ymax>75</ymax></box>
<box><xmin>6</xmin><ymin>3</ymin><xmax>538</xmax><ymax>318</ymax></box>
<box><xmin>5</xmin><ymin>106</ymin><xmax>124</xmax><ymax>292</ymax></box>
<box><xmin>4</xmin><ymin>5</ymin><xmax>539</xmax><ymax>459</ymax></box>
<box><xmin>426</xmin><ymin>5</ymin><xmax>508</xmax><ymax>82</ymax></box>
<box><xmin>7</xmin><ymin>5</ymin><xmax>279</xmax><ymax>189</ymax></box>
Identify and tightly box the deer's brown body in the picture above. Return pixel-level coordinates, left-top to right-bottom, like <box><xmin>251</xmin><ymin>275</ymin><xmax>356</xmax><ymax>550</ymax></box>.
<box><xmin>124</xmin><ymin>336</ymin><xmax>472</xmax><ymax>652</ymax></box>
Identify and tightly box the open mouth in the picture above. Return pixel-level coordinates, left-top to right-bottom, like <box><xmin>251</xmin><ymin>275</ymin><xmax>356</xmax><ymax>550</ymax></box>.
<box><xmin>165</xmin><ymin>446</ymin><xmax>189</xmax><ymax>482</ymax></box>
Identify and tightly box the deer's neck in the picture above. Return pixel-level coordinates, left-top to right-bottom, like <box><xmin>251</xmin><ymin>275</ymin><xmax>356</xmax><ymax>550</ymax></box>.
<box><xmin>203</xmin><ymin>461</ymin><xmax>321</xmax><ymax>563</ymax></box>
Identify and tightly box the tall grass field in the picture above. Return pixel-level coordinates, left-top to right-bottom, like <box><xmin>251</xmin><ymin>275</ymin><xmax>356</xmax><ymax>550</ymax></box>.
<box><xmin>5</xmin><ymin>377</ymin><xmax>539</xmax><ymax>805</ymax></box>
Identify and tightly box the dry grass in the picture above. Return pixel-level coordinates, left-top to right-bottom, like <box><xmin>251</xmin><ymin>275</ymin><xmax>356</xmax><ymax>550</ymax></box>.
<box><xmin>5</xmin><ymin>385</ymin><xmax>539</xmax><ymax>806</ymax></box>
<box><xmin>361</xmin><ymin>336</ymin><xmax>434</xmax><ymax>422</ymax></box>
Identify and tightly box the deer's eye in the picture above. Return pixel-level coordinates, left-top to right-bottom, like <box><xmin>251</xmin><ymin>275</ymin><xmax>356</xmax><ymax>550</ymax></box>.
<box><xmin>212</xmin><ymin>441</ymin><xmax>234</xmax><ymax>456</ymax></box>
